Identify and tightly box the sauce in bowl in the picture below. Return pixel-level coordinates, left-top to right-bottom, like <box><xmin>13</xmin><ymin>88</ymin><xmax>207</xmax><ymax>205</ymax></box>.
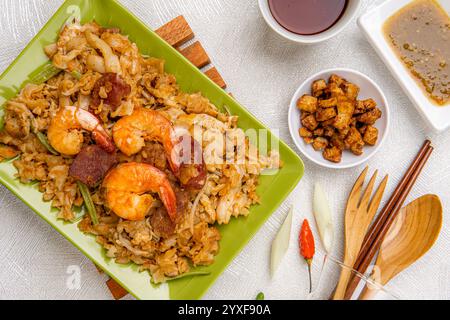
<box><xmin>383</xmin><ymin>0</ymin><xmax>450</xmax><ymax>106</ymax></box>
<box><xmin>268</xmin><ymin>0</ymin><xmax>348</xmax><ymax>35</ymax></box>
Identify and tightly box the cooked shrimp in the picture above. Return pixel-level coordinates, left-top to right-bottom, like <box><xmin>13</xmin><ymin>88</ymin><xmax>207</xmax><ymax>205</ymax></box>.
<box><xmin>47</xmin><ymin>106</ymin><xmax>114</xmax><ymax>155</ymax></box>
<box><xmin>113</xmin><ymin>107</ymin><xmax>179</xmax><ymax>173</ymax></box>
<box><xmin>114</xmin><ymin>108</ymin><xmax>207</xmax><ymax>188</ymax></box>
<box><xmin>103</xmin><ymin>162</ymin><xmax>177</xmax><ymax>222</ymax></box>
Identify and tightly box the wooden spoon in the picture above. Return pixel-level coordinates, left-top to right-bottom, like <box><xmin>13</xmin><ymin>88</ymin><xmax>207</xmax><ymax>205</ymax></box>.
<box><xmin>359</xmin><ymin>194</ymin><xmax>443</xmax><ymax>300</ymax></box>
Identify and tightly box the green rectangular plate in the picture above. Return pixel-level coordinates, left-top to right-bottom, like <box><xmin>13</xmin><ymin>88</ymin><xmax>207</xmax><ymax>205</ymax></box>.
<box><xmin>0</xmin><ymin>0</ymin><xmax>304</xmax><ymax>300</ymax></box>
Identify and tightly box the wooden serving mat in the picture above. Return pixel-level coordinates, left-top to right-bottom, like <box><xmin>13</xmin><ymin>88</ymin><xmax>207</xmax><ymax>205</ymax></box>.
<box><xmin>157</xmin><ymin>15</ymin><xmax>226</xmax><ymax>89</ymax></box>
<box><xmin>96</xmin><ymin>15</ymin><xmax>227</xmax><ymax>300</ymax></box>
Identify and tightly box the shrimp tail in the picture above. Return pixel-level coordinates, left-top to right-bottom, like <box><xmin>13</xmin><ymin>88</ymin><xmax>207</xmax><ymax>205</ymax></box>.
<box><xmin>159</xmin><ymin>183</ymin><xmax>178</xmax><ymax>222</ymax></box>
<box><xmin>168</xmin><ymin>152</ymin><xmax>181</xmax><ymax>176</ymax></box>
<box><xmin>92</xmin><ymin>130</ymin><xmax>115</xmax><ymax>153</ymax></box>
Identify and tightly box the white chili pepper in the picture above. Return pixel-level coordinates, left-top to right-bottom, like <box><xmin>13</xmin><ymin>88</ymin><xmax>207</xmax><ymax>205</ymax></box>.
<box><xmin>313</xmin><ymin>183</ymin><xmax>334</xmax><ymax>254</ymax></box>
<box><xmin>270</xmin><ymin>206</ymin><xmax>293</xmax><ymax>277</ymax></box>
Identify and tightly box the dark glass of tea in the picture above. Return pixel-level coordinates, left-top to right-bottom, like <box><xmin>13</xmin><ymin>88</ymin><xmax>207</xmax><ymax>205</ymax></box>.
<box><xmin>268</xmin><ymin>0</ymin><xmax>348</xmax><ymax>35</ymax></box>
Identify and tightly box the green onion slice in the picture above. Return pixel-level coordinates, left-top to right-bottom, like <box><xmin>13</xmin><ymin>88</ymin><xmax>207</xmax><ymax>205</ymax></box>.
<box><xmin>76</xmin><ymin>181</ymin><xmax>99</xmax><ymax>225</ymax></box>
<box><xmin>36</xmin><ymin>132</ymin><xmax>59</xmax><ymax>155</ymax></box>
<box><xmin>28</xmin><ymin>62</ymin><xmax>62</xmax><ymax>85</ymax></box>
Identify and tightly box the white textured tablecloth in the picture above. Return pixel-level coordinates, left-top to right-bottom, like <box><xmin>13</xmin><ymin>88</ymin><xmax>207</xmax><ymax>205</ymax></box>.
<box><xmin>0</xmin><ymin>0</ymin><xmax>448</xmax><ymax>300</ymax></box>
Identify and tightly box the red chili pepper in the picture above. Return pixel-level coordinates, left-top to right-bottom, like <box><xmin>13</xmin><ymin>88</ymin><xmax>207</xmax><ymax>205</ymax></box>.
<box><xmin>299</xmin><ymin>219</ymin><xmax>315</xmax><ymax>293</ymax></box>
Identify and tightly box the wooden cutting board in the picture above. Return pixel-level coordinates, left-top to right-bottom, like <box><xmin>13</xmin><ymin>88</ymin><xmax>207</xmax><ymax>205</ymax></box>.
<box><xmin>98</xmin><ymin>15</ymin><xmax>227</xmax><ymax>300</ymax></box>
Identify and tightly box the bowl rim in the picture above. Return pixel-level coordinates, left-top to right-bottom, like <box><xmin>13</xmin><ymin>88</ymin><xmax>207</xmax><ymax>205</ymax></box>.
<box><xmin>288</xmin><ymin>67</ymin><xmax>390</xmax><ymax>169</ymax></box>
<box><xmin>258</xmin><ymin>0</ymin><xmax>362</xmax><ymax>44</ymax></box>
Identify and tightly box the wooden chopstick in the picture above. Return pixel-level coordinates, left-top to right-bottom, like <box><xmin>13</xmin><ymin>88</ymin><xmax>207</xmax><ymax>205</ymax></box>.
<box><xmin>343</xmin><ymin>140</ymin><xmax>433</xmax><ymax>299</ymax></box>
<box><xmin>356</xmin><ymin>140</ymin><xmax>431</xmax><ymax>265</ymax></box>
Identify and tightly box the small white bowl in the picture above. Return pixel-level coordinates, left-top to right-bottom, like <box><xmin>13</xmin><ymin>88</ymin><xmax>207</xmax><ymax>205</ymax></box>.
<box><xmin>358</xmin><ymin>0</ymin><xmax>450</xmax><ymax>131</ymax></box>
<box><xmin>258</xmin><ymin>0</ymin><xmax>361</xmax><ymax>44</ymax></box>
<box><xmin>288</xmin><ymin>68</ymin><xmax>390</xmax><ymax>169</ymax></box>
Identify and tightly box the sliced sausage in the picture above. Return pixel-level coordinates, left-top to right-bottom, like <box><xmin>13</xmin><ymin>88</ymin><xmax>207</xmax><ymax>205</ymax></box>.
<box><xmin>69</xmin><ymin>145</ymin><xmax>117</xmax><ymax>187</ymax></box>
<box><xmin>150</xmin><ymin>207</ymin><xmax>175</xmax><ymax>238</ymax></box>
<box><xmin>150</xmin><ymin>189</ymin><xmax>189</xmax><ymax>238</ymax></box>
<box><xmin>175</xmin><ymin>189</ymin><xmax>189</xmax><ymax>216</ymax></box>
<box><xmin>91</xmin><ymin>73</ymin><xmax>131</xmax><ymax>109</ymax></box>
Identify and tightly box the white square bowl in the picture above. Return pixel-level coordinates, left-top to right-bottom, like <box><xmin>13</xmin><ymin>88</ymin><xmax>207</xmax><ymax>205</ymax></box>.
<box><xmin>358</xmin><ymin>0</ymin><xmax>450</xmax><ymax>132</ymax></box>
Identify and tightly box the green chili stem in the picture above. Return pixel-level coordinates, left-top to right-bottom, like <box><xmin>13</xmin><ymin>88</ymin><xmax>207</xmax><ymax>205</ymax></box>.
<box><xmin>256</xmin><ymin>292</ymin><xmax>265</xmax><ymax>300</ymax></box>
<box><xmin>76</xmin><ymin>181</ymin><xmax>98</xmax><ymax>225</ymax></box>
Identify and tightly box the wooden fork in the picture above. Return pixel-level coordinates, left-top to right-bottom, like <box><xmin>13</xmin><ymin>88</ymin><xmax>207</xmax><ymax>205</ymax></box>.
<box><xmin>333</xmin><ymin>167</ymin><xmax>388</xmax><ymax>300</ymax></box>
